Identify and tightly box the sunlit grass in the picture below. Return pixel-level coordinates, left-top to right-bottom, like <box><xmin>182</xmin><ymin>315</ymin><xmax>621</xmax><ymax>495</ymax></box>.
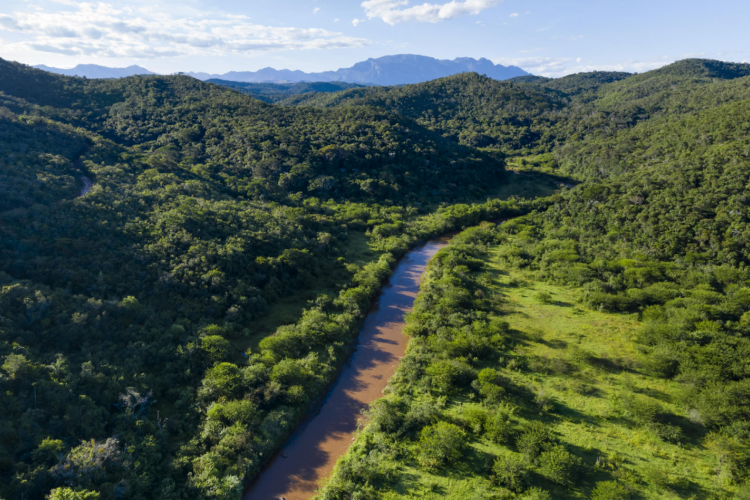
<box><xmin>377</xmin><ymin>252</ymin><xmax>725</xmax><ymax>499</ymax></box>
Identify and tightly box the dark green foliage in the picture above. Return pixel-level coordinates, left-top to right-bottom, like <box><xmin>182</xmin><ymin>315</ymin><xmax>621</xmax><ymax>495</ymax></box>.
<box><xmin>536</xmin><ymin>445</ymin><xmax>582</xmax><ymax>485</ymax></box>
<box><xmin>0</xmin><ymin>58</ymin><xmax>530</xmax><ymax>500</ymax></box>
<box><xmin>491</xmin><ymin>454</ymin><xmax>528</xmax><ymax>491</ymax></box>
<box><xmin>207</xmin><ymin>80</ymin><xmax>364</xmax><ymax>103</ymax></box>
<box><xmin>516</xmin><ymin>421</ymin><xmax>553</xmax><ymax>462</ymax></box>
<box><xmin>5</xmin><ymin>54</ymin><xmax>750</xmax><ymax>500</ymax></box>
<box><xmin>417</xmin><ymin>421</ymin><xmax>467</xmax><ymax>470</ymax></box>
<box><xmin>590</xmin><ymin>481</ymin><xmax>630</xmax><ymax>500</ymax></box>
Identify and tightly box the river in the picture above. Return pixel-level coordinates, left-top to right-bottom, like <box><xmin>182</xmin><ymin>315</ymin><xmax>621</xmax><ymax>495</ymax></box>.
<box><xmin>244</xmin><ymin>234</ymin><xmax>453</xmax><ymax>500</ymax></box>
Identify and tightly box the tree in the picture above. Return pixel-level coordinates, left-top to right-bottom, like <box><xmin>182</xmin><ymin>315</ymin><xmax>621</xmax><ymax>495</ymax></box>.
<box><xmin>417</xmin><ymin>421</ymin><xmax>467</xmax><ymax>470</ymax></box>
<box><xmin>492</xmin><ymin>454</ymin><xmax>527</xmax><ymax>492</ymax></box>
<box><xmin>590</xmin><ymin>481</ymin><xmax>630</xmax><ymax>500</ymax></box>
<box><xmin>48</xmin><ymin>488</ymin><xmax>100</xmax><ymax>500</ymax></box>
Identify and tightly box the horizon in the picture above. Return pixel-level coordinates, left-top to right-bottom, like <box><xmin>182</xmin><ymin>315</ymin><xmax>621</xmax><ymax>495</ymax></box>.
<box><xmin>20</xmin><ymin>54</ymin><xmax>750</xmax><ymax>82</ymax></box>
<box><xmin>1</xmin><ymin>0</ymin><xmax>748</xmax><ymax>78</ymax></box>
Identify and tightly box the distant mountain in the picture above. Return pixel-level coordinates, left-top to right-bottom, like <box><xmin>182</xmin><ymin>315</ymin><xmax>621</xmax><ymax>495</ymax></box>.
<box><xmin>33</xmin><ymin>64</ymin><xmax>155</xmax><ymax>79</ymax></box>
<box><xmin>188</xmin><ymin>55</ymin><xmax>529</xmax><ymax>85</ymax></box>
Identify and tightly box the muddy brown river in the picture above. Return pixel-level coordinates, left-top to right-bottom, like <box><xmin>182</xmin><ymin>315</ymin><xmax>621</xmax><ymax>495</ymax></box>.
<box><xmin>244</xmin><ymin>235</ymin><xmax>452</xmax><ymax>500</ymax></box>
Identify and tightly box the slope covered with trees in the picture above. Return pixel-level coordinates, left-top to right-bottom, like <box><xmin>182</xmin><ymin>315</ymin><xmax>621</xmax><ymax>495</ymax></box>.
<box><xmin>3</xmin><ymin>56</ymin><xmax>750</xmax><ymax>500</ymax></box>
<box><xmin>317</xmin><ymin>60</ymin><xmax>750</xmax><ymax>499</ymax></box>
<box><xmin>0</xmin><ymin>58</ymin><xmax>535</xmax><ymax>500</ymax></box>
<box><xmin>205</xmin><ymin>80</ymin><xmax>364</xmax><ymax>103</ymax></box>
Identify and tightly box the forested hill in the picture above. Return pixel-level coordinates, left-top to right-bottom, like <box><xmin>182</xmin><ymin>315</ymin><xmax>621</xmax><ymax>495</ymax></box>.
<box><xmin>287</xmin><ymin>59</ymin><xmax>750</xmax><ymax>169</ymax></box>
<box><xmin>315</xmin><ymin>58</ymin><xmax>750</xmax><ymax>500</ymax></box>
<box><xmin>0</xmin><ymin>58</ymin><xmax>528</xmax><ymax>500</ymax></box>
<box><xmin>205</xmin><ymin>80</ymin><xmax>364</xmax><ymax>103</ymax></box>
<box><xmin>4</xmin><ymin>55</ymin><xmax>750</xmax><ymax>500</ymax></box>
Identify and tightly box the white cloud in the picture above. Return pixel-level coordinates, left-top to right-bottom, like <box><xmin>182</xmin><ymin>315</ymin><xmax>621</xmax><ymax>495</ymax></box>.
<box><xmin>362</xmin><ymin>0</ymin><xmax>503</xmax><ymax>25</ymax></box>
<box><xmin>0</xmin><ymin>2</ymin><xmax>370</xmax><ymax>59</ymax></box>
<box><xmin>352</xmin><ymin>18</ymin><xmax>362</xmax><ymax>26</ymax></box>
<box><xmin>313</xmin><ymin>7</ymin><xmax>320</xmax><ymax>14</ymax></box>
<box><xmin>494</xmin><ymin>56</ymin><xmax>673</xmax><ymax>78</ymax></box>
<box><xmin>334</xmin><ymin>18</ymin><xmax>340</xmax><ymax>22</ymax></box>
<box><xmin>509</xmin><ymin>12</ymin><xmax>518</xmax><ymax>17</ymax></box>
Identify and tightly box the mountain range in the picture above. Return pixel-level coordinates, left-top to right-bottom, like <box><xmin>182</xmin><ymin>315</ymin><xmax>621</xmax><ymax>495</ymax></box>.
<box><xmin>35</xmin><ymin>54</ymin><xmax>528</xmax><ymax>84</ymax></box>
<box><xmin>33</xmin><ymin>63</ymin><xmax>154</xmax><ymax>79</ymax></box>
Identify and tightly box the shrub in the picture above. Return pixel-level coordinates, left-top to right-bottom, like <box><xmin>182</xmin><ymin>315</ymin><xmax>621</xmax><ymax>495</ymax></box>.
<box><xmin>201</xmin><ymin>363</ymin><xmax>242</xmax><ymax>399</ymax></box>
<box><xmin>417</xmin><ymin>421</ymin><xmax>467</xmax><ymax>470</ymax></box>
<box><xmin>48</xmin><ymin>488</ymin><xmax>100</xmax><ymax>500</ymax></box>
<box><xmin>646</xmin><ymin>345</ymin><xmax>681</xmax><ymax>378</ymax></box>
<box><xmin>520</xmin><ymin>487</ymin><xmax>552</xmax><ymax>500</ymax></box>
<box><xmin>404</xmin><ymin>396</ymin><xmax>443</xmax><ymax>430</ymax></box>
<box><xmin>516</xmin><ymin>421</ymin><xmax>552</xmax><ymax>462</ymax></box>
<box><xmin>534</xmin><ymin>291</ymin><xmax>553</xmax><ymax>304</ymax></box>
<box><xmin>367</xmin><ymin>397</ymin><xmax>405</xmax><ymax>434</ymax></box>
<box><xmin>425</xmin><ymin>358</ymin><xmax>475</xmax><ymax>394</ymax></box>
<box><xmin>461</xmin><ymin>405</ymin><xmax>490</xmax><ymax>434</ymax></box>
<box><xmin>492</xmin><ymin>454</ymin><xmax>527</xmax><ymax>492</ymax></box>
<box><xmin>486</xmin><ymin>409</ymin><xmax>514</xmax><ymax>444</ymax></box>
<box><xmin>201</xmin><ymin>335</ymin><xmax>231</xmax><ymax>363</ymax></box>
<box><xmin>537</xmin><ymin>445</ymin><xmax>582</xmax><ymax>485</ymax></box>
<box><xmin>590</xmin><ymin>481</ymin><xmax>630</xmax><ymax>500</ymax></box>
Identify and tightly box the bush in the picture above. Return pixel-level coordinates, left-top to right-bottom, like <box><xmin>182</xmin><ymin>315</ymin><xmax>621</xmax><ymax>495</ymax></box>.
<box><xmin>534</xmin><ymin>291</ymin><xmax>553</xmax><ymax>304</ymax></box>
<box><xmin>201</xmin><ymin>335</ymin><xmax>231</xmax><ymax>363</ymax></box>
<box><xmin>426</xmin><ymin>358</ymin><xmax>475</xmax><ymax>394</ymax></box>
<box><xmin>590</xmin><ymin>481</ymin><xmax>630</xmax><ymax>500</ymax></box>
<box><xmin>646</xmin><ymin>346</ymin><xmax>681</xmax><ymax>378</ymax></box>
<box><xmin>516</xmin><ymin>421</ymin><xmax>552</xmax><ymax>462</ymax></box>
<box><xmin>462</xmin><ymin>405</ymin><xmax>490</xmax><ymax>434</ymax></box>
<box><xmin>537</xmin><ymin>445</ymin><xmax>582</xmax><ymax>485</ymax></box>
<box><xmin>486</xmin><ymin>409</ymin><xmax>514</xmax><ymax>444</ymax></box>
<box><xmin>48</xmin><ymin>489</ymin><xmax>100</xmax><ymax>500</ymax></box>
<box><xmin>492</xmin><ymin>454</ymin><xmax>527</xmax><ymax>492</ymax></box>
<box><xmin>367</xmin><ymin>397</ymin><xmax>405</xmax><ymax>434</ymax></box>
<box><xmin>519</xmin><ymin>487</ymin><xmax>552</xmax><ymax>500</ymax></box>
<box><xmin>417</xmin><ymin>421</ymin><xmax>467</xmax><ymax>470</ymax></box>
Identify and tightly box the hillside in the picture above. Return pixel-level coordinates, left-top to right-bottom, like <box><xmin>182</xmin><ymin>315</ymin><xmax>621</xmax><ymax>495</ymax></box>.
<box><xmin>290</xmin><ymin>59</ymin><xmax>750</xmax><ymax>174</ymax></box>
<box><xmin>3</xmin><ymin>56</ymin><xmax>750</xmax><ymax>500</ymax></box>
<box><xmin>0</xmin><ymin>57</ymin><xmax>549</xmax><ymax>500</ymax></box>
<box><xmin>205</xmin><ymin>80</ymin><xmax>364</xmax><ymax>103</ymax></box>
<box><xmin>316</xmin><ymin>60</ymin><xmax>750</xmax><ymax>499</ymax></box>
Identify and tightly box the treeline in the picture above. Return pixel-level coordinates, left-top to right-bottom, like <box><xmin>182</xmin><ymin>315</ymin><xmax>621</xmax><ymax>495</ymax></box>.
<box><xmin>206</xmin><ymin>80</ymin><xmax>363</xmax><ymax>103</ymax></box>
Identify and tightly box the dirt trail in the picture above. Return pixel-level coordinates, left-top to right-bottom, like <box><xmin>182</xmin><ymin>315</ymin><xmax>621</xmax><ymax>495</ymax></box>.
<box><xmin>73</xmin><ymin>153</ymin><xmax>93</xmax><ymax>197</ymax></box>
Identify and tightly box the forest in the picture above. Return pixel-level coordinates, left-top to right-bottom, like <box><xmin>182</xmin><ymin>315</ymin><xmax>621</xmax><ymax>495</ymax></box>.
<box><xmin>1</xmin><ymin>57</ymin><xmax>749</xmax><ymax>500</ymax></box>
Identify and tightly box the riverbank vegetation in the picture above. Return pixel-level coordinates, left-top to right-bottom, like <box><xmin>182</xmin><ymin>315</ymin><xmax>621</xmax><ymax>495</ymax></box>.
<box><xmin>2</xmin><ymin>56</ymin><xmax>750</xmax><ymax>500</ymax></box>
<box><xmin>317</xmin><ymin>222</ymin><xmax>749</xmax><ymax>499</ymax></box>
<box><xmin>0</xmin><ymin>57</ymin><xmax>547</xmax><ymax>500</ymax></box>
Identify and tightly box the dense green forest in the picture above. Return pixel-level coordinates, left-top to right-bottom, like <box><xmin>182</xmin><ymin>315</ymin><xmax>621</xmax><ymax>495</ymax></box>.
<box><xmin>315</xmin><ymin>59</ymin><xmax>750</xmax><ymax>499</ymax></box>
<box><xmin>2</xmin><ymin>57</ymin><xmax>750</xmax><ymax>500</ymax></box>
<box><xmin>0</xmin><ymin>57</ymin><xmax>535</xmax><ymax>500</ymax></box>
<box><xmin>205</xmin><ymin>80</ymin><xmax>364</xmax><ymax>104</ymax></box>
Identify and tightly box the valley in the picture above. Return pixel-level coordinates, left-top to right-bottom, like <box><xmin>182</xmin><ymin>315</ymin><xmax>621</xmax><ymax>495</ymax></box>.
<box><xmin>0</xmin><ymin>56</ymin><xmax>749</xmax><ymax>500</ymax></box>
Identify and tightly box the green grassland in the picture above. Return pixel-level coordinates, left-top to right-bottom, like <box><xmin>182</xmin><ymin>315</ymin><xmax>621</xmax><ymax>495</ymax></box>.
<box><xmin>327</xmin><ymin>246</ymin><xmax>732</xmax><ymax>500</ymax></box>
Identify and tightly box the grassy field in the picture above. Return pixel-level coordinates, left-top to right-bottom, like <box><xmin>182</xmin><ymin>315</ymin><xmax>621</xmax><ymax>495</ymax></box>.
<box><xmin>355</xmin><ymin>250</ymin><xmax>728</xmax><ymax>499</ymax></box>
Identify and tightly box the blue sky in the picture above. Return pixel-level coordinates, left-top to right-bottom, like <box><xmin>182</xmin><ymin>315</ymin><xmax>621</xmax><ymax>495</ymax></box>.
<box><xmin>0</xmin><ymin>0</ymin><xmax>748</xmax><ymax>77</ymax></box>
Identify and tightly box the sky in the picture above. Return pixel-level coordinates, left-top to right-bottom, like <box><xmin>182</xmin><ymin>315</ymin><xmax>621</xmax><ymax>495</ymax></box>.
<box><xmin>0</xmin><ymin>0</ymin><xmax>748</xmax><ymax>77</ymax></box>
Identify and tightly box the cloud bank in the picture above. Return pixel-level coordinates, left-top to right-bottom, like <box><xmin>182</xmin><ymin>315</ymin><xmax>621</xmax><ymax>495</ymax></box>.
<box><xmin>493</xmin><ymin>56</ymin><xmax>674</xmax><ymax>78</ymax></box>
<box><xmin>362</xmin><ymin>0</ymin><xmax>503</xmax><ymax>25</ymax></box>
<box><xmin>0</xmin><ymin>3</ymin><xmax>369</xmax><ymax>59</ymax></box>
